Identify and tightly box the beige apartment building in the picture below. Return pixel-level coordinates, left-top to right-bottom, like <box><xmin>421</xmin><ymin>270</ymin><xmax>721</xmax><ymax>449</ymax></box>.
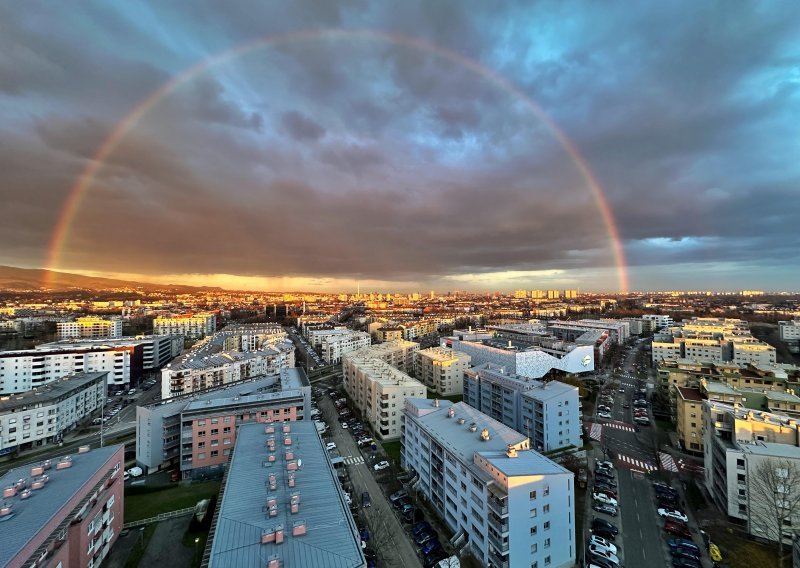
<box><xmin>414</xmin><ymin>347</ymin><xmax>471</xmax><ymax>396</ymax></box>
<box><xmin>350</xmin><ymin>340</ymin><xmax>420</xmax><ymax>374</ymax></box>
<box><xmin>342</xmin><ymin>354</ymin><xmax>426</xmax><ymax>440</ymax></box>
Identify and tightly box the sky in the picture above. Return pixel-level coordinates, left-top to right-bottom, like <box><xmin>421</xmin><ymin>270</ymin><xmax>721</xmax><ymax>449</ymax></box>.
<box><xmin>1</xmin><ymin>1</ymin><xmax>799</xmax><ymax>293</ymax></box>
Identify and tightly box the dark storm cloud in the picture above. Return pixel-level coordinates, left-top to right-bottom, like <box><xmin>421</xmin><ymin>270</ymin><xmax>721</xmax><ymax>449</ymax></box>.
<box><xmin>0</xmin><ymin>0</ymin><xmax>798</xmax><ymax>289</ymax></box>
<box><xmin>280</xmin><ymin>110</ymin><xmax>326</xmax><ymax>142</ymax></box>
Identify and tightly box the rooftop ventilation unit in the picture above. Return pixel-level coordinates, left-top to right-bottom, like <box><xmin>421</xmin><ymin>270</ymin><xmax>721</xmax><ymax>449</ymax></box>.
<box><xmin>31</xmin><ymin>466</ymin><xmax>44</xmax><ymax>477</ymax></box>
<box><xmin>447</xmin><ymin>407</ymin><xmax>455</xmax><ymax>419</ymax></box>
<box><xmin>468</xmin><ymin>422</ymin><xmax>477</xmax><ymax>432</ymax></box>
<box><xmin>506</xmin><ymin>444</ymin><xmax>518</xmax><ymax>458</ymax></box>
<box><xmin>432</xmin><ymin>399</ymin><xmax>440</xmax><ymax>407</ymax></box>
<box><xmin>19</xmin><ymin>489</ymin><xmax>31</xmax><ymax>500</ymax></box>
<box><xmin>3</xmin><ymin>487</ymin><xmax>16</xmax><ymax>499</ymax></box>
<box><xmin>0</xmin><ymin>503</ymin><xmax>13</xmax><ymax>518</ymax></box>
<box><xmin>56</xmin><ymin>457</ymin><xmax>73</xmax><ymax>470</ymax></box>
<box><xmin>480</xmin><ymin>428</ymin><xmax>490</xmax><ymax>441</ymax></box>
<box><xmin>457</xmin><ymin>418</ymin><xmax>465</xmax><ymax>425</ymax></box>
<box><xmin>78</xmin><ymin>445</ymin><xmax>90</xmax><ymax>454</ymax></box>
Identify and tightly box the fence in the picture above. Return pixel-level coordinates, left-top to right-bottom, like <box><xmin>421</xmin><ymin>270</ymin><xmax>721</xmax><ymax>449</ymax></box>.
<box><xmin>123</xmin><ymin>506</ymin><xmax>195</xmax><ymax>529</ymax></box>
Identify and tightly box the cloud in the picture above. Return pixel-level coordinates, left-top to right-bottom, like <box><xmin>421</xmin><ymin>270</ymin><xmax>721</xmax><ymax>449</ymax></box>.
<box><xmin>0</xmin><ymin>1</ymin><xmax>798</xmax><ymax>291</ymax></box>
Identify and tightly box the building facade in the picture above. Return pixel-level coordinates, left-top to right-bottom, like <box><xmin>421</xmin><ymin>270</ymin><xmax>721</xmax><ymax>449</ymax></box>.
<box><xmin>342</xmin><ymin>354</ymin><xmax>426</xmax><ymax>440</ymax></box>
<box><xmin>153</xmin><ymin>312</ymin><xmax>216</xmax><ymax>339</ymax></box>
<box><xmin>39</xmin><ymin>335</ymin><xmax>183</xmax><ymax>371</ymax></box>
<box><xmin>464</xmin><ymin>364</ymin><xmax>581</xmax><ymax>452</ymax></box>
<box><xmin>414</xmin><ymin>347</ymin><xmax>471</xmax><ymax>396</ymax></box>
<box><xmin>137</xmin><ymin>369</ymin><xmax>310</xmax><ymax>477</ymax></box>
<box><xmin>0</xmin><ymin>345</ymin><xmax>142</xmax><ymax>395</ymax></box>
<box><xmin>317</xmin><ymin>330</ymin><xmax>372</xmax><ymax>364</ymax></box>
<box><xmin>57</xmin><ymin>317</ymin><xmax>123</xmax><ymax>340</ymax></box>
<box><xmin>350</xmin><ymin>340</ymin><xmax>420</xmax><ymax>374</ymax></box>
<box><xmin>402</xmin><ymin>399</ymin><xmax>575</xmax><ymax>568</ymax></box>
<box><xmin>0</xmin><ymin>445</ymin><xmax>125</xmax><ymax>568</ymax></box>
<box><xmin>0</xmin><ymin>372</ymin><xmax>107</xmax><ymax>455</ymax></box>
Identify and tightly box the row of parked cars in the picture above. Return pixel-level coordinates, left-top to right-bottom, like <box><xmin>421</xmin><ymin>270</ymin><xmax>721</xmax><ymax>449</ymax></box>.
<box><xmin>390</xmin><ymin>488</ymin><xmax>449</xmax><ymax>567</ymax></box>
<box><xmin>651</xmin><ymin>482</ymin><xmax>703</xmax><ymax>567</ymax></box>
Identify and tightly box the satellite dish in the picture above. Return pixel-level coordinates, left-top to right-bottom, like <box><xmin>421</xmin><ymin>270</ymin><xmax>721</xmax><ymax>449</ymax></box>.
<box><xmin>297</xmin><ymin>459</ymin><xmax>302</xmax><ymax>468</ymax></box>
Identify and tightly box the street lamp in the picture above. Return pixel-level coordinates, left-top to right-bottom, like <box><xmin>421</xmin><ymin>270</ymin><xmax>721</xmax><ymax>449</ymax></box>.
<box><xmin>194</xmin><ymin>537</ymin><xmax>200</xmax><ymax>566</ymax></box>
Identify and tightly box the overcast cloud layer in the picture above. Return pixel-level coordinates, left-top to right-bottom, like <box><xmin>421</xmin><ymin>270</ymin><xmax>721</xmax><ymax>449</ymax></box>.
<box><xmin>1</xmin><ymin>1</ymin><xmax>799</xmax><ymax>292</ymax></box>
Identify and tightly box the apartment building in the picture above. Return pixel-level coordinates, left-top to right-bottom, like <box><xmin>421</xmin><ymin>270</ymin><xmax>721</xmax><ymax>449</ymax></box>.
<box><xmin>375</xmin><ymin>326</ymin><xmax>404</xmax><ymax>343</ymax></box>
<box><xmin>402</xmin><ymin>399</ymin><xmax>575</xmax><ymax>568</ymax></box>
<box><xmin>137</xmin><ymin>369</ymin><xmax>310</xmax><ymax>477</ymax></box>
<box><xmin>342</xmin><ymin>354</ymin><xmax>426</xmax><ymax>440</ymax></box>
<box><xmin>464</xmin><ymin>363</ymin><xmax>581</xmax><ymax>452</ymax></box>
<box><xmin>0</xmin><ymin>344</ymin><xmax>142</xmax><ymax>395</ymax></box>
<box><xmin>315</xmin><ymin>330</ymin><xmax>371</xmax><ymax>364</ymax></box>
<box><xmin>444</xmin><ymin>336</ymin><xmax>594</xmax><ymax>379</ymax></box>
<box><xmin>642</xmin><ymin>314</ymin><xmax>674</xmax><ymax>330</ymax></box>
<box><xmin>779</xmin><ymin>320</ymin><xmax>800</xmax><ymax>353</ymax></box>
<box><xmin>703</xmin><ymin>401</ymin><xmax>800</xmax><ymax>544</ymax></box>
<box><xmin>153</xmin><ymin>312</ymin><xmax>216</xmax><ymax>339</ymax></box>
<box><xmin>40</xmin><ymin>335</ymin><xmax>183</xmax><ymax>370</ymax></box>
<box><xmin>0</xmin><ymin>444</ymin><xmax>125</xmax><ymax>568</ymax></box>
<box><xmin>0</xmin><ymin>372</ymin><xmax>107</xmax><ymax>455</ymax></box>
<box><xmin>350</xmin><ymin>340</ymin><xmax>420</xmax><ymax>374</ymax></box>
<box><xmin>206</xmin><ymin>422</ymin><xmax>365</xmax><ymax>567</ymax></box>
<box><xmin>57</xmin><ymin>317</ymin><xmax>123</xmax><ymax>340</ymax></box>
<box><xmin>414</xmin><ymin>347</ymin><xmax>471</xmax><ymax>396</ymax></box>
<box><xmin>548</xmin><ymin>319</ymin><xmax>630</xmax><ymax>344</ymax></box>
<box><xmin>160</xmin><ymin>326</ymin><xmax>295</xmax><ymax>398</ymax></box>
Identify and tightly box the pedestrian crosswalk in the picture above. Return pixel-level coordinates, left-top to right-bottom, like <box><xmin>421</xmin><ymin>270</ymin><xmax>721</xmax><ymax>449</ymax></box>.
<box><xmin>659</xmin><ymin>452</ymin><xmax>679</xmax><ymax>472</ymax></box>
<box><xmin>343</xmin><ymin>456</ymin><xmax>364</xmax><ymax>466</ymax></box>
<box><xmin>589</xmin><ymin>423</ymin><xmax>603</xmax><ymax>441</ymax></box>
<box><xmin>616</xmin><ymin>453</ymin><xmax>658</xmax><ymax>472</ymax></box>
<box><xmin>605</xmin><ymin>422</ymin><xmax>636</xmax><ymax>433</ymax></box>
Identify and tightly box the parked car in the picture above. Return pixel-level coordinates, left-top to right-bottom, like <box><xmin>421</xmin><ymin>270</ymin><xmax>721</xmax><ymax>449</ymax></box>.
<box><xmin>586</xmin><ymin>556</ymin><xmax>617</xmax><ymax>568</ymax></box>
<box><xmin>591</xmin><ymin>528</ymin><xmax>617</xmax><ymax>542</ymax></box>
<box><xmin>414</xmin><ymin>531</ymin><xmax>437</xmax><ymax>546</ymax></box>
<box><xmin>598</xmin><ymin>411</ymin><xmax>612</xmax><ymax>419</ymax></box>
<box><xmin>588</xmin><ymin>535</ymin><xmax>618</xmax><ymax>555</ymax></box>
<box><xmin>667</xmin><ymin>538</ymin><xmax>699</xmax><ymax>552</ymax></box>
<box><xmin>423</xmin><ymin>551</ymin><xmax>448</xmax><ymax>568</ymax></box>
<box><xmin>588</xmin><ymin>545</ymin><xmax>619</xmax><ymax>565</ymax></box>
<box><xmin>592</xmin><ymin>503</ymin><xmax>618</xmax><ymax>516</ymax></box>
<box><xmin>592</xmin><ymin>492</ymin><xmax>618</xmax><ymax>506</ymax></box>
<box><xmin>362</xmin><ymin>492</ymin><xmax>371</xmax><ymax>508</ymax></box>
<box><xmin>412</xmin><ymin>521</ymin><xmax>432</xmax><ymax>536</ymax></box>
<box><xmin>390</xmin><ymin>490</ymin><xmax>408</xmax><ymax>504</ymax></box>
<box><xmin>671</xmin><ymin>557</ymin><xmax>701</xmax><ymax>568</ymax></box>
<box><xmin>658</xmin><ymin>507</ymin><xmax>689</xmax><ymax>523</ymax></box>
<box><xmin>663</xmin><ymin>520</ymin><xmax>692</xmax><ymax>538</ymax></box>
<box><xmin>393</xmin><ymin>497</ymin><xmax>411</xmax><ymax>510</ymax></box>
<box><xmin>596</xmin><ymin>461</ymin><xmax>614</xmax><ymax>470</ymax></box>
<box><xmin>326</xmin><ymin>442</ymin><xmax>337</xmax><ymax>451</ymax></box>
<box><xmin>421</xmin><ymin>540</ymin><xmax>441</xmax><ymax>555</ymax></box>
<box><xmin>595</xmin><ymin>474</ymin><xmax>617</xmax><ymax>487</ymax></box>
<box><xmin>671</xmin><ymin>547</ymin><xmax>701</xmax><ymax>562</ymax></box>
<box><xmin>374</xmin><ymin>461</ymin><xmax>390</xmax><ymax>471</ymax></box>
<box><xmin>592</xmin><ymin>517</ymin><xmax>619</xmax><ymax>535</ymax></box>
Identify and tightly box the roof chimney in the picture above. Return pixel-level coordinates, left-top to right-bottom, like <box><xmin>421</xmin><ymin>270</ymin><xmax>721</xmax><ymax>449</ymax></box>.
<box><xmin>447</xmin><ymin>407</ymin><xmax>455</xmax><ymax>418</ymax></box>
<box><xmin>432</xmin><ymin>399</ymin><xmax>440</xmax><ymax>407</ymax></box>
<box><xmin>506</xmin><ymin>444</ymin><xmax>518</xmax><ymax>458</ymax></box>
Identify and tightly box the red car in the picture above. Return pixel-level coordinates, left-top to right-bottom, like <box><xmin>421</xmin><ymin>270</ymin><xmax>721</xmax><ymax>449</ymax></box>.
<box><xmin>663</xmin><ymin>520</ymin><xmax>691</xmax><ymax>538</ymax></box>
<box><xmin>170</xmin><ymin>470</ymin><xmax>180</xmax><ymax>482</ymax></box>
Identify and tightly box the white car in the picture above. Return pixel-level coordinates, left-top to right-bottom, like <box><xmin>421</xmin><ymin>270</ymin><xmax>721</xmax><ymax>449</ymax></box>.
<box><xmin>598</xmin><ymin>411</ymin><xmax>612</xmax><ymax>419</ymax></box>
<box><xmin>588</xmin><ymin>544</ymin><xmax>619</xmax><ymax>565</ymax></box>
<box><xmin>596</xmin><ymin>460</ymin><xmax>615</xmax><ymax>471</ymax></box>
<box><xmin>592</xmin><ymin>492</ymin><xmax>618</xmax><ymax>507</ymax></box>
<box><xmin>588</xmin><ymin>535</ymin><xmax>618</xmax><ymax>555</ymax></box>
<box><xmin>658</xmin><ymin>508</ymin><xmax>689</xmax><ymax>523</ymax></box>
<box><xmin>326</xmin><ymin>442</ymin><xmax>337</xmax><ymax>451</ymax></box>
<box><xmin>342</xmin><ymin>423</ymin><xmax>349</xmax><ymax>429</ymax></box>
<box><xmin>373</xmin><ymin>461</ymin><xmax>390</xmax><ymax>471</ymax></box>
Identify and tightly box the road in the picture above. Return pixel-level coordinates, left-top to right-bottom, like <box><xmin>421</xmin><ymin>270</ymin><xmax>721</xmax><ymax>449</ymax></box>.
<box><xmin>318</xmin><ymin>393</ymin><xmax>421</xmax><ymax>568</ymax></box>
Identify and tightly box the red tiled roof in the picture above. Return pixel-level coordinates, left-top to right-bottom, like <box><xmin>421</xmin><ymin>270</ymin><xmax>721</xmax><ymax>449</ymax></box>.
<box><xmin>677</xmin><ymin>387</ymin><xmax>705</xmax><ymax>402</ymax></box>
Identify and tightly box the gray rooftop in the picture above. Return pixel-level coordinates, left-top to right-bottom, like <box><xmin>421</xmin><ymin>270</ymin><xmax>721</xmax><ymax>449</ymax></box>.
<box><xmin>0</xmin><ymin>445</ymin><xmax>123</xmax><ymax>567</ymax></box>
<box><xmin>0</xmin><ymin>372</ymin><xmax>107</xmax><ymax>412</ymax></box>
<box><xmin>477</xmin><ymin>449</ymin><xmax>570</xmax><ymax>477</ymax></box>
<box><xmin>209</xmin><ymin>422</ymin><xmax>364</xmax><ymax>568</ymax></box>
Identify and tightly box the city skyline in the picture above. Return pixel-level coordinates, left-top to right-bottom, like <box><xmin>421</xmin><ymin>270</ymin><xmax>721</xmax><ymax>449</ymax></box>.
<box><xmin>2</xmin><ymin>2</ymin><xmax>799</xmax><ymax>293</ymax></box>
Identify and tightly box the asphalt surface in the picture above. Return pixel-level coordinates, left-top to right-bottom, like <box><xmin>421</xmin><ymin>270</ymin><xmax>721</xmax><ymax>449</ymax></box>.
<box><xmin>318</xmin><ymin>393</ymin><xmax>422</xmax><ymax>568</ymax></box>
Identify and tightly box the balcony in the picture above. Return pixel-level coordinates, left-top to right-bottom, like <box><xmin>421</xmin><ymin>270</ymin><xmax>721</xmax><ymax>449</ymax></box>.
<box><xmin>486</xmin><ymin>494</ymin><xmax>508</xmax><ymax>517</ymax></box>
<box><xmin>488</xmin><ymin>549</ymin><xmax>509</xmax><ymax>568</ymax></box>
<box><xmin>487</xmin><ymin>531</ymin><xmax>509</xmax><ymax>553</ymax></box>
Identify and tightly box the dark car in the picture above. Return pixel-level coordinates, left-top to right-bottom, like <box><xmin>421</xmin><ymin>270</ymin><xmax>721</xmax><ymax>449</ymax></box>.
<box><xmin>671</xmin><ymin>557</ymin><xmax>701</xmax><ymax>568</ymax></box>
<box><xmin>586</xmin><ymin>553</ymin><xmax>617</xmax><ymax>568</ymax></box>
<box><xmin>413</xmin><ymin>521</ymin><xmax>432</xmax><ymax>536</ymax></box>
<box><xmin>592</xmin><ymin>503</ymin><xmax>618</xmax><ymax>516</ymax></box>
<box><xmin>671</xmin><ymin>547</ymin><xmax>700</xmax><ymax>562</ymax></box>
<box><xmin>591</xmin><ymin>528</ymin><xmax>616</xmax><ymax>542</ymax></box>
<box><xmin>667</xmin><ymin>538</ymin><xmax>699</xmax><ymax>552</ymax></box>
<box><xmin>423</xmin><ymin>551</ymin><xmax>448</xmax><ymax>568</ymax></box>
<box><xmin>421</xmin><ymin>540</ymin><xmax>441</xmax><ymax>555</ymax></box>
<box><xmin>362</xmin><ymin>492</ymin><xmax>371</xmax><ymax>508</ymax></box>
<box><xmin>595</xmin><ymin>474</ymin><xmax>617</xmax><ymax>487</ymax></box>
<box><xmin>414</xmin><ymin>531</ymin><xmax>437</xmax><ymax>546</ymax></box>
<box><xmin>594</xmin><ymin>487</ymin><xmax>618</xmax><ymax>499</ymax></box>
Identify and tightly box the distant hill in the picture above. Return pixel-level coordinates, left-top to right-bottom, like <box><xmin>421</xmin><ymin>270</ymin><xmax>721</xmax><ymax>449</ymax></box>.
<box><xmin>0</xmin><ymin>265</ymin><xmax>224</xmax><ymax>292</ymax></box>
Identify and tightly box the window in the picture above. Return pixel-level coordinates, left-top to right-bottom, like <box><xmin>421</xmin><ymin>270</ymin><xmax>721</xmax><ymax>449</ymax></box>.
<box><xmin>223</xmin><ymin>448</ymin><xmax>230</xmax><ymax>456</ymax></box>
<box><xmin>544</xmin><ymin>556</ymin><xmax>551</xmax><ymax>566</ymax></box>
<box><xmin>210</xmin><ymin>429</ymin><xmax>218</xmax><ymax>435</ymax></box>
<box><xmin>223</xmin><ymin>438</ymin><xmax>231</xmax><ymax>445</ymax></box>
<box><xmin>530</xmin><ymin>507</ymin><xmax>537</xmax><ymax>517</ymax></box>
<box><xmin>223</xmin><ymin>416</ymin><xmax>231</xmax><ymax>423</ymax></box>
<box><xmin>211</xmin><ymin>450</ymin><xmax>219</xmax><ymax>457</ymax></box>
<box><xmin>543</xmin><ymin>504</ymin><xmax>550</xmax><ymax>514</ymax></box>
<box><xmin>197</xmin><ymin>453</ymin><xmax>206</xmax><ymax>460</ymax></box>
<box><xmin>544</xmin><ymin>538</ymin><xmax>550</xmax><ymax>548</ymax></box>
<box><xmin>198</xmin><ymin>431</ymin><xmax>206</xmax><ymax>438</ymax></box>
<box><xmin>544</xmin><ymin>521</ymin><xmax>550</xmax><ymax>530</ymax></box>
<box><xmin>211</xmin><ymin>418</ymin><xmax>218</xmax><ymax>424</ymax></box>
<box><xmin>223</xmin><ymin>427</ymin><xmax>231</xmax><ymax>434</ymax></box>
<box><xmin>530</xmin><ymin>526</ymin><xmax>537</xmax><ymax>535</ymax></box>
<box><xmin>529</xmin><ymin>490</ymin><xmax>537</xmax><ymax>500</ymax></box>
<box><xmin>211</xmin><ymin>440</ymin><xmax>218</xmax><ymax>446</ymax></box>
<box><xmin>543</xmin><ymin>486</ymin><xmax>550</xmax><ymax>497</ymax></box>
<box><xmin>198</xmin><ymin>420</ymin><xmax>206</xmax><ymax>426</ymax></box>
<box><xmin>531</xmin><ymin>543</ymin><xmax>538</xmax><ymax>554</ymax></box>
<box><xmin>197</xmin><ymin>441</ymin><xmax>205</xmax><ymax>449</ymax></box>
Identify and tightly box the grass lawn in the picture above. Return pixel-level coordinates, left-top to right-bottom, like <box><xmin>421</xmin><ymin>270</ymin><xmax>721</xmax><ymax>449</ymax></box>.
<box><xmin>124</xmin><ymin>481</ymin><xmax>221</xmax><ymax>523</ymax></box>
<box><xmin>382</xmin><ymin>440</ymin><xmax>402</xmax><ymax>467</ymax></box>
<box><xmin>705</xmin><ymin>524</ymin><xmax>783</xmax><ymax>568</ymax></box>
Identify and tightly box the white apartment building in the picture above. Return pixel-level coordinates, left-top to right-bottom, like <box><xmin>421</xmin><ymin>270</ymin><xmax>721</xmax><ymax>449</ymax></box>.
<box><xmin>402</xmin><ymin>399</ymin><xmax>575</xmax><ymax>568</ymax></box>
<box><xmin>642</xmin><ymin>314</ymin><xmax>674</xmax><ymax>330</ymax></box>
<box><xmin>153</xmin><ymin>312</ymin><xmax>216</xmax><ymax>339</ymax></box>
<box><xmin>39</xmin><ymin>335</ymin><xmax>183</xmax><ymax>370</ymax></box>
<box><xmin>342</xmin><ymin>354</ymin><xmax>426</xmax><ymax>440</ymax></box>
<box><xmin>444</xmin><ymin>337</ymin><xmax>594</xmax><ymax>379</ymax></box>
<box><xmin>780</xmin><ymin>320</ymin><xmax>800</xmax><ymax>353</ymax></box>
<box><xmin>732</xmin><ymin>341</ymin><xmax>777</xmax><ymax>367</ymax></box>
<box><xmin>350</xmin><ymin>340</ymin><xmax>420</xmax><ymax>374</ymax></box>
<box><xmin>0</xmin><ymin>372</ymin><xmax>107</xmax><ymax>454</ymax></box>
<box><xmin>464</xmin><ymin>363</ymin><xmax>581</xmax><ymax>452</ymax></box>
<box><xmin>652</xmin><ymin>318</ymin><xmax>776</xmax><ymax>365</ymax></box>
<box><xmin>703</xmin><ymin>401</ymin><xmax>800</xmax><ymax>544</ymax></box>
<box><xmin>0</xmin><ymin>346</ymin><xmax>137</xmax><ymax>394</ymax></box>
<box><xmin>309</xmin><ymin>329</ymin><xmax>372</xmax><ymax>364</ymax></box>
<box><xmin>57</xmin><ymin>316</ymin><xmax>123</xmax><ymax>340</ymax></box>
<box><xmin>306</xmin><ymin>325</ymin><xmax>346</xmax><ymax>348</ymax></box>
<box><xmin>414</xmin><ymin>347</ymin><xmax>471</xmax><ymax>396</ymax></box>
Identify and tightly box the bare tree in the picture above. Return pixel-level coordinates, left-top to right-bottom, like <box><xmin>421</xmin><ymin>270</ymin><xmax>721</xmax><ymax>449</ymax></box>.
<box><xmin>747</xmin><ymin>457</ymin><xmax>800</xmax><ymax>568</ymax></box>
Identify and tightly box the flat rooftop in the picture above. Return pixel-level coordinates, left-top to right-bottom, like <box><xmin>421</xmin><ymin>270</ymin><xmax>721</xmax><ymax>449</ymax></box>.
<box><xmin>0</xmin><ymin>445</ymin><xmax>123</xmax><ymax>567</ymax></box>
<box><xmin>208</xmin><ymin>422</ymin><xmax>364</xmax><ymax>568</ymax></box>
<box><xmin>0</xmin><ymin>372</ymin><xmax>106</xmax><ymax>412</ymax></box>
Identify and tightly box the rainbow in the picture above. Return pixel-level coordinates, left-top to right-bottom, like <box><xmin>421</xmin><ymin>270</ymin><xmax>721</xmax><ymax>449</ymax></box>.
<box><xmin>46</xmin><ymin>29</ymin><xmax>628</xmax><ymax>292</ymax></box>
